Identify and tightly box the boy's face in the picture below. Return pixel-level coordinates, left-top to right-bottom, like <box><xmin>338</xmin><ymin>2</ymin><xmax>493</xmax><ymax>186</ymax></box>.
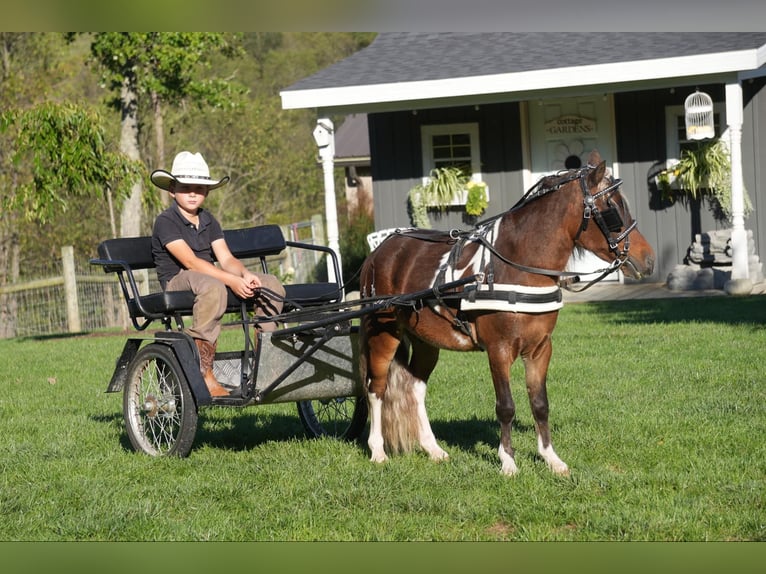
<box><xmin>171</xmin><ymin>184</ymin><xmax>211</xmax><ymax>213</ymax></box>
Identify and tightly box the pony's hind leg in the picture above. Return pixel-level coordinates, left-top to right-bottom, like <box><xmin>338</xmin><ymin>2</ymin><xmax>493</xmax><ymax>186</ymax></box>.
<box><xmin>409</xmin><ymin>339</ymin><xmax>448</xmax><ymax>461</ymax></box>
<box><xmin>412</xmin><ymin>381</ymin><xmax>448</xmax><ymax>461</ymax></box>
<box><xmin>361</xmin><ymin>321</ymin><xmax>404</xmax><ymax>464</ymax></box>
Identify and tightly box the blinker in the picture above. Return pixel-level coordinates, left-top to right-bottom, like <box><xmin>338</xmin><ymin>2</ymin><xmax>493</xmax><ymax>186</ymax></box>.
<box><xmin>601</xmin><ymin>207</ymin><xmax>624</xmax><ymax>232</ymax></box>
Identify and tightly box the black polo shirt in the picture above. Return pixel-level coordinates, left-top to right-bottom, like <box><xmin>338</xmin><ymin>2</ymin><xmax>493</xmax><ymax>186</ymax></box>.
<box><xmin>151</xmin><ymin>202</ymin><xmax>224</xmax><ymax>288</ymax></box>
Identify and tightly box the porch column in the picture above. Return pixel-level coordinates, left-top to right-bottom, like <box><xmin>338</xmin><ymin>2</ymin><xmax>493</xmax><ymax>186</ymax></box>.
<box><xmin>313</xmin><ymin>118</ymin><xmax>343</xmax><ymax>287</ymax></box>
<box><xmin>724</xmin><ymin>81</ymin><xmax>751</xmax><ymax>290</ymax></box>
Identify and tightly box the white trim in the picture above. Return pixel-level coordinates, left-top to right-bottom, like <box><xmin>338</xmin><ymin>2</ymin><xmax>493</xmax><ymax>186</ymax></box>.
<box><xmin>460</xmin><ymin>283</ymin><xmax>563</xmax><ymax>314</ymax></box>
<box><xmin>281</xmin><ymin>50</ymin><xmax>766</xmax><ymax>110</ymax></box>
<box><xmin>420</xmin><ymin>123</ymin><xmax>481</xmax><ymax>179</ymax></box>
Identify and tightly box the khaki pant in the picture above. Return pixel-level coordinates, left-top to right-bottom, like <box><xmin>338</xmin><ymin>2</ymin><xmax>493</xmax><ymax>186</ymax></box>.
<box><xmin>165</xmin><ymin>270</ymin><xmax>286</xmax><ymax>343</ymax></box>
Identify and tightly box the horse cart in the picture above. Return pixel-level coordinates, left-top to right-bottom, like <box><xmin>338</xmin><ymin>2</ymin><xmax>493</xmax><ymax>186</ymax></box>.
<box><xmin>90</xmin><ymin>224</ymin><xmax>474</xmax><ymax>457</ymax></box>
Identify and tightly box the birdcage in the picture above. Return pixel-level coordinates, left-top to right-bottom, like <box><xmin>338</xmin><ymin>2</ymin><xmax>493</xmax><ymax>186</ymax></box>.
<box><xmin>684</xmin><ymin>90</ymin><xmax>715</xmax><ymax>140</ymax></box>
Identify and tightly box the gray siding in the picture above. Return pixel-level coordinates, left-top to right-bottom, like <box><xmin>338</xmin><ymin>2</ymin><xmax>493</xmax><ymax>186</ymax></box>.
<box><xmin>369</xmin><ymin>103</ymin><xmax>525</xmax><ymax>231</ymax></box>
<box><xmin>744</xmin><ymin>77</ymin><xmax>766</xmax><ymax>273</ymax></box>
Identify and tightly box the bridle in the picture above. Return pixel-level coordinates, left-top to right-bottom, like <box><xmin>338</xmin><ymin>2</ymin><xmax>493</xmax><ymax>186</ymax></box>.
<box><xmin>574</xmin><ymin>171</ymin><xmax>637</xmax><ymax>263</ymax></box>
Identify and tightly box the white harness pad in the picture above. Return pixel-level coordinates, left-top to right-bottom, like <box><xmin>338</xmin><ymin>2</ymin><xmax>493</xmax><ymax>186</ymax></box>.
<box><xmin>460</xmin><ymin>283</ymin><xmax>563</xmax><ymax>314</ymax></box>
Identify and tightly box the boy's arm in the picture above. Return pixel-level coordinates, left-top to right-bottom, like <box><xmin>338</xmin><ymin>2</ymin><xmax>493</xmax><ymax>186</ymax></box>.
<box><xmin>165</xmin><ymin>238</ymin><xmax>259</xmax><ymax>297</ymax></box>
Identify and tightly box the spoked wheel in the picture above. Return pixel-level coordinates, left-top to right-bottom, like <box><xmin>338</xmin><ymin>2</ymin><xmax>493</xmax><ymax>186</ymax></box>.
<box><xmin>123</xmin><ymin>343</ymin><xmax>198</xmax><ymax>457</ymax></box>
<box><xmin>297</xmin><ymin>396</ymin><xmax>368</xmax><ymax>440</ymax></box>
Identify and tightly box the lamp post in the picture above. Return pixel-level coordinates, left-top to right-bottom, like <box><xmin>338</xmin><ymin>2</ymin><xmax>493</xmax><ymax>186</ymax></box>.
<box><xmin>313</xmin><ymin>118</ymin><xmax>343</xmax><ymax>288</ymax></box>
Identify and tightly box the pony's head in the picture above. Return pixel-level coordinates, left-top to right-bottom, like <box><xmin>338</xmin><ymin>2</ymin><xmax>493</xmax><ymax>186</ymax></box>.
<box><xmin>574</xmin><ymin>151</ymin><xmax>655</xmax><ymax>280</ymax></box>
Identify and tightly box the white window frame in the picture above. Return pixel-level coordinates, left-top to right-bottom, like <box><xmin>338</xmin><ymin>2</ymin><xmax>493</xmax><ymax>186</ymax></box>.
<box><xmin>664</xmin><ymin>102</ymin><xmax>728</xmax><ymax>166</ymax></box>
<box><xmin>420</xmin><ymin>123</ymin><xmax>485</xmax><ymax>205</ymax></box>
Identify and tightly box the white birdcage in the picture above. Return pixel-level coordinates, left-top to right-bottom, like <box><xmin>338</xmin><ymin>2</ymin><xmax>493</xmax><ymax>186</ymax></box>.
<box><xmin>684</xmin><ymin>90</ymin><xmax>715</xmax><ymax>140</ymax></box>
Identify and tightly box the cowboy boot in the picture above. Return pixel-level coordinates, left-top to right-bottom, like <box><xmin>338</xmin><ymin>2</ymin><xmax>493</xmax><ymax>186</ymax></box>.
<box><xmin>194</xmin><ymin>339</ymin><xmax>229</xmax><ymax>397</ymax></box>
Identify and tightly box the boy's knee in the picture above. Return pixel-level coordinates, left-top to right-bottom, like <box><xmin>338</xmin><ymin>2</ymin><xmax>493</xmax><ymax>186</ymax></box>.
<box><xmin>262</xmin><ymin>274</ymin><xmax>286</xmax><ymax>296</ymax></box>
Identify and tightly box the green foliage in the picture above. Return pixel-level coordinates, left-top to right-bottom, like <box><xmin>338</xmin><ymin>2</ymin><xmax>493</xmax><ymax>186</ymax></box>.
<box><xmin>86</xmin><ymin>33</ymin><xmax>247</xmax><ymax>109</ymax></box>
<box><xmin>0</xmin><ymin>102</ymin><xmax>142</xmax><ymax>223</ymax></box>
<box><xmin>657</xmin><ymin>139</ymin><xmax>753</xmax><ymax>223</ymax></box>
<box><xmin>464</xmin><ymin>181</ymin><xmax>488</xmax><ymax>216</ymax></box>
<box><xmin>408</xmin><ymin>166</ymin><xmax>469</xmax><ymax>228</ymax></box>
<box><xmin>338</xmin><ymin>208</ymin><xmax>375</xmax><ymax>292</ymax></box>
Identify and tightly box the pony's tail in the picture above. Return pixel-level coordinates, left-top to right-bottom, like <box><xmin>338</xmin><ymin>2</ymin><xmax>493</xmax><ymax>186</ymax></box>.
<box><xmin>381</xmin><ymin>342</ymin><xmax>419</xmax><ymax>455</ymax></box>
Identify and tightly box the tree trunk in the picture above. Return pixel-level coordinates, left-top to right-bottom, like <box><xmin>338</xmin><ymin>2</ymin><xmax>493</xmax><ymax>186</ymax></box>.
<box><xmin>152</xmin><ymin>90</ymin><xmax>170</xmax><ymax>207</ymax></box>
<box><xmin>119</xmin><ymin>75</ymin><xmax>144</xmax><ymax>238</ymax></box>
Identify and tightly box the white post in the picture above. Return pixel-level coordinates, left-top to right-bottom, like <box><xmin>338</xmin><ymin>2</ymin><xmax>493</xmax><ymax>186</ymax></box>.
<box><xmin>724</xmin><ymin>82</ymin><xmax>752</xmax><ymax>293</ymax></box>
<box><xmin>313</xmin><ymin>118</ymin><xmax>343</xmax><ymax>287</ymax></box>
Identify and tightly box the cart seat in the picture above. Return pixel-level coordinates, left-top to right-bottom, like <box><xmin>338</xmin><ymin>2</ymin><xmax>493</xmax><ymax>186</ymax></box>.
<box><xmin>91</xmin><ymin>224</ymin><xmax>343</xmax><ymax>331</ymax></box>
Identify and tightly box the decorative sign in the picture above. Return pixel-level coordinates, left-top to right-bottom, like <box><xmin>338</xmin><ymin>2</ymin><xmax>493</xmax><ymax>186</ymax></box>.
<box><xmin>544</xmin><ymin>115</ymin><xmax>597</xmax><ymax>138</ymax></box>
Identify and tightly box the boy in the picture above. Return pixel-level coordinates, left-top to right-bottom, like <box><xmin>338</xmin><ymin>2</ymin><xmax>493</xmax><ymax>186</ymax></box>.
<box><xmin>151</xmin><ymin>151</ymin><xmax>285</xmax><ymax>397</ymax></box>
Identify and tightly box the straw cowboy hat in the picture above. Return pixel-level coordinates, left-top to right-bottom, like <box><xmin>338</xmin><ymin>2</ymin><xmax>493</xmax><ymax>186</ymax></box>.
<box><xmin>150</xmin><ymin>151</ymin><xmax>230</xmax><ymax>191</ymax></box>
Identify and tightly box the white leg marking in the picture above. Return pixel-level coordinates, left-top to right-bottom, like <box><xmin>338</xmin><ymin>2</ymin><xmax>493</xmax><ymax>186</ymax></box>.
<box><xmin>412</xmin><ymin>381</ymin><xmax>448</xmax><ymax>461</ymax></box>
<box><xmin>537</xmin><ymin>434</ymin><xmax>569</xmax><ymax>475</ymax></box>
<box><xmin>367</xmin><ymin>392</ymin><xmax>388</xmax><ymax>463</ymax></box>
<box><xmin>498</xmin><ymin>444</ymin><xmax>519</xmax><ymax>476</ymax></box>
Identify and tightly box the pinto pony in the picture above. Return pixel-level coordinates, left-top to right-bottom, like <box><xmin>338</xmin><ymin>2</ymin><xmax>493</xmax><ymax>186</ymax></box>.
<box><xmin>359</xmin><ymin>151</ymin><xmax>655</xmax><ymax>475</ymax></box>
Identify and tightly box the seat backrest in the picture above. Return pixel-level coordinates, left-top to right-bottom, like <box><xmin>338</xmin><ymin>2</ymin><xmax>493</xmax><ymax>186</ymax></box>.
<box><xmin>97</xmin><ymin>236</ymin><xmax>155</xmax><ymax>271</ymax></box>
<box><xmin>223</xmin><ymin>225</ymin><xmax>286</xmax><ymax>259</ymax></box>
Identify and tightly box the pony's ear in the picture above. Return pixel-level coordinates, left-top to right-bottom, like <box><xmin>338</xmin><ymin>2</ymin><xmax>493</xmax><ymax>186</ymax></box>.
<box><xmin>587</xmin><ymin>149</ymin><xmax>602</xmax><ymax>165</ymax></box>
<box><xmin>587</xmin><ymin>160</ymin><xmax>606</xmax><ymax>188</ymax></box>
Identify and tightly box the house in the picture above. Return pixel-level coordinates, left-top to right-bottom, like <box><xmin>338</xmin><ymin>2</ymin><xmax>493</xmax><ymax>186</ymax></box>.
<box><xmin>333</xmin><ymin>113</ymin><xmax>373</xmax><ymax>218</ymax></box>
<box><xmin>281</xmin><ymin>33</ymin><xmax>766</xmax><ymax>285</ymax></box>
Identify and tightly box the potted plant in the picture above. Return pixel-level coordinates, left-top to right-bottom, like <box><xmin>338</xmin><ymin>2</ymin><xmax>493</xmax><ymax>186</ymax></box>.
<box><xmin>656</xmin><ymin>139</ymin><xmax>751</xmax><ymax>223</ymax></box>
<box><xmin>408</xmin><ymin>166</ymin><xmax>488</xmax><ymax>228</ymax></box>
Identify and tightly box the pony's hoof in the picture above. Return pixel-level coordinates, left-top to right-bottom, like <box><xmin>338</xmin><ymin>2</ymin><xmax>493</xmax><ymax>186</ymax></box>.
<box><xmin>550</xmin><ymin>462</ymin><xmax>570</xmax><ymax>476</ymax></box>
<box><xmin>501</xmin><ymin>462</ymin><xmax>519</xmax><ymax>476</ymax></box>
<box><xmin>428</xmin><ymin>448</ymin><xmax>449</xmax><ymax>462</ymax></box>
<box><xmin>499</xmin><ymin>445</ymin><xmax>518</xmax><ymax>475</ymax></box>
<box><xmin>370</xmin><ymin>452</ymin><xmax>388</xmax><ymax>464</ymax></box>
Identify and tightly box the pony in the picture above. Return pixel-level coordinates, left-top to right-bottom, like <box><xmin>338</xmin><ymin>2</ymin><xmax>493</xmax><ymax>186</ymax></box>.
<box><xmin>358</xmin><ymin>150</ymin><xmax>655</xmax><ymax>475</ymax></box>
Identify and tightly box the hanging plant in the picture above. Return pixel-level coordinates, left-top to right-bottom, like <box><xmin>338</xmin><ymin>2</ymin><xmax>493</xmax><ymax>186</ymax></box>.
<box><xmin>656</xmin><ymin>139</ymin><xmax>752</xmax><ymax>223</ymax></box>
<box><xmin>464</xmin><ymin>180</ymin><xmax>488</xmax><ymax>216</ymax></box>
<box><xmin>408</xmin><ymin>166</ymin><xmax>490</xmax><ymax>227</ymax></box>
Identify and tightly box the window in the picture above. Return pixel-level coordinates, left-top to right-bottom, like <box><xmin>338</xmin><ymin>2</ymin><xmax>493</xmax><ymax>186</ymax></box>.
<box><xmin>421</xmin><ymin>123</ymin><xmax>482</xmax><ymax>191</ymax></box>
<box><xmin>665</xmin><ymin>103</ymin><xmax>727</xmax><ymax>164</ymax></box>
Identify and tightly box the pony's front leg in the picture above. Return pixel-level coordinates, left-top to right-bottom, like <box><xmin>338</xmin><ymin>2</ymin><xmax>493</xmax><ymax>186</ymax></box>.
<box><xmin>524</xmin><ymin>345</ymin><xmax>569</xmax><ymax>475</ymax></box>
<box><xmin>487</xmin><ymin>348</ymin><xmax>518</xmax><ymax>476</ymax></box>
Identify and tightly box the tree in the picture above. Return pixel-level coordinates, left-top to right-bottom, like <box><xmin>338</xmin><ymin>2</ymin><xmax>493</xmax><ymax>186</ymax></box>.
<box><xmin>0</xmin><ymin>102</ymin><xmax>142</xmax><ymax>228</ymax></box>
<box><xmin>83</xmin><ymin>32</ymin><xmax>246</xmax><ymax>237</ymax></box>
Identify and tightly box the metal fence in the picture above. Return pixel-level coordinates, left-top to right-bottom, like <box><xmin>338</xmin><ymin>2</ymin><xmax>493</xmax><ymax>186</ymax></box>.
<box><xmin>0</xmin><ymin>217</ymin><xmax>326</xmax><ymax>339</ymax></box>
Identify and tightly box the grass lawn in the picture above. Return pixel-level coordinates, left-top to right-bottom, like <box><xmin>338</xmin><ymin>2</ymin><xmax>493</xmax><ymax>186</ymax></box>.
<box><xmin>0</xmin><ymin>295</ymin><xmax>764</xmax><ymax>543</ymax></box>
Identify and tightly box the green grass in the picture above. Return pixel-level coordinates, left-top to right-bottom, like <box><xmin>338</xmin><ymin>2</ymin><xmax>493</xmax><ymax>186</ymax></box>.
<box><xmin>0</xmin><ymin>295</ymin><xmax>765</xmax><ymax>541</ymax></box>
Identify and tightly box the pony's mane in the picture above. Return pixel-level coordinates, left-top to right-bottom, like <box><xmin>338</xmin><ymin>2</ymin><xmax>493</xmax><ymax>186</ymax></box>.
<box><xmin>510</xmin><ymin>166</ymin><xmax>591</xmax><ymax>212</ymax></box>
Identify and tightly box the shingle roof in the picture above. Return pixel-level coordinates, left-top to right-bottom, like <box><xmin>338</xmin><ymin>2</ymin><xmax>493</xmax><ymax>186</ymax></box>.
<box><xmin>285</xmin><ymin>33</ymin><xmax>766</xmax><ymax>91</ymax></box>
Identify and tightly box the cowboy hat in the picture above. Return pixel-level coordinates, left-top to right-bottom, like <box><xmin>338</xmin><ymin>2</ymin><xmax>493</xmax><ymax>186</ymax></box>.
<box><xmin>150</xmin><ymin>151</ymin><xmax>230</xmax><ymax>191</ymax></box>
